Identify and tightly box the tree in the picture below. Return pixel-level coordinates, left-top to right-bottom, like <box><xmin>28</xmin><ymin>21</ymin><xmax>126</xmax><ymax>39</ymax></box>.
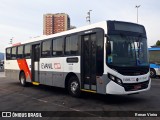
<box><xmin>156</xmin><ymin>40</ymin><xmax>160</xmax><ymax>46</ymax></box>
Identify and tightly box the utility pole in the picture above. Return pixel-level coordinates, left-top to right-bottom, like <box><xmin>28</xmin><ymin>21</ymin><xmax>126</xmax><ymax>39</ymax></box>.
<box><xmin>9</xmin><ymin>37</ymin><xmax>13</xmax><ymax>44</ymax></box>
<box><xmin>135</xmin><ymin>5</ymin><xmax>141</xmax><ymax>23</ymax></box>
<box><xmin>86</xmin><ymin>10</ymin><xmax>92</xmax><ymax>24</ymax></box>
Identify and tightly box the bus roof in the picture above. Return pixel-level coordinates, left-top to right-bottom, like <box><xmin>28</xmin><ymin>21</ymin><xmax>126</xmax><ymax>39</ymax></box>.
<box><xmin>6</xmin><ymin>20</ymin><xmax>144</xmax><ymax>47</ymax></box>
<box><xmin>12</xmin><ymin>21</ymin><xmax>108</xmax><ymax>46</ymax></box>
<box><xmin>148</xmin><ymin>47</ymin><xmax>160</xmax><ymax>51</ymax></box>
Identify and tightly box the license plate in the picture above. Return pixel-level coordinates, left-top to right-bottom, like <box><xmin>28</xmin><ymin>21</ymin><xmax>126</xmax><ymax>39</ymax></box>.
<box><xmin>134</xmin><ymin>85</ymin><xmax>141</xmax><ymax>90</ymax></box>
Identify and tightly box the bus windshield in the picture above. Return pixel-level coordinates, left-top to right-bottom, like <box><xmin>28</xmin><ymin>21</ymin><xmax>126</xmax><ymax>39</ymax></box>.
<box><xmin>107</xmin><ymin>35</ymin><xmax>149</xmax><ymax>67</ymax></box>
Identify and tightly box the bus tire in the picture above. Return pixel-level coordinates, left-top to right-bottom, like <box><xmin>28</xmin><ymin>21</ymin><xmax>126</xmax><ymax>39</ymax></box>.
<box><xmin>68</xmin><ymin>76</ymin><xmax>81</xmax><ymax>97</ymax></box>
<box><xmin>20</xmin><ymin>72</ymin><xmax>27</xmax><ymax>87</ymax></box>
<box><xmin>150</xmin><ymin>69</ymin><xmax>156</xmax><ymax>78</ymax></box>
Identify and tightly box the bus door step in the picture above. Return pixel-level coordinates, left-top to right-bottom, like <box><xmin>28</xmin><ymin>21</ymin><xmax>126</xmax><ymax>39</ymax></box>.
<box><xmin>32</xmin><ymin>82</ymin><xmax>40</xmax><ymax>85</ymax></box>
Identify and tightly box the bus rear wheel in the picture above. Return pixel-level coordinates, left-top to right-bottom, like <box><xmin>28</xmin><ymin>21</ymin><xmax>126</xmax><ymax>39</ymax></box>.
<box><xmin>150</xmin><ymin>69</ymin><xmax>156</xmax><ymax>78</ymax></box>
<box><xmin>68</xmin><ymin>76</ymin><xmax>81</xmax><ymax>97</ymax></box>
<box><xmin>20</xmin><ymin>72</ymin><xmax>27</xmax><ymax>87</ymax></box>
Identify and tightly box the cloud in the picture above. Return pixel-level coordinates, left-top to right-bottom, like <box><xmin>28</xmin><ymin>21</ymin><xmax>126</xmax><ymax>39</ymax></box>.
<box><xmin>0</xmin><ymin>24</ymin><xmax>40</xmax><ymax>52</ymax></box>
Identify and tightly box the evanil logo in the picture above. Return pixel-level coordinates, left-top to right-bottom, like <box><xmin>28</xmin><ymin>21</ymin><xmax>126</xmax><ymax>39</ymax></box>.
<box><xmin>41</xmin><ymin>63</ymin><xmax>61</xmax><ymax>69</ymax></box>
<box><xmin>54</xmin><ymin>63</ymin><xmax>61</xmax><ymax>69</ymax></box>
<box><xmin>41</xmin><ymin>63</ymin><xmax>53</xmax><ymax>69</ymax></box>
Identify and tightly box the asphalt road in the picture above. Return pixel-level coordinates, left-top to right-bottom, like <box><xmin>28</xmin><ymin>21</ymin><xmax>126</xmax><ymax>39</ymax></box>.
<box><xmin>0</xmin><ymin>68</ymin><xmax>4</xmax><ymax>72</ymax></box>
<box><xmin>0</xmin><ymin>72</ymin><xmax>160</xmax><ymax>120</ymax></box>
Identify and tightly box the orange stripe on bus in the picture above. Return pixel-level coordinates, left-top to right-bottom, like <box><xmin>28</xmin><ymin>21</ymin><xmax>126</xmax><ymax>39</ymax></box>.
<box><xmin>17</xmin><ymin>59</ymin><xmax>31</xmax><ymax>80</ymax></box>
<box><xmin>12</xmin><ymin>42</ymin><xmax>21</xmax><ymax>46</ymax></box>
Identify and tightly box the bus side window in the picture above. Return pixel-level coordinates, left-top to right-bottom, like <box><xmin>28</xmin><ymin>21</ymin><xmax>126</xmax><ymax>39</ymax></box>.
<box><xmin>6</xmin><ymin>48</ymin><xmax>11</xmax><ymax>60</ymax></box>
<box><xmin>24</xmin><ymin>44</ymin><xmax>31</xmax><ymax>59</ymax></box>
<box><xmin>52</xmin><ymin>38</ymin><xmax>63</xmax><ymax>56</ymax></box>
<box><xmin>41</xmin><ymin>40</ymin><xmax>51</xmax><ymax>57</ymax></box>
<box><xmin>17</xmin><ymin>46</ymin><xmax>23</xmax><ymax>59</ymax></box>
<box><xmin>65</xmin><ymin>35</ymin><xmax>79</xmax><ymax>56</ymax></box>
<box><xmin>11</xmin><ymin>47</ymin><xmax>17</xmax><ymax>59</ymax></box>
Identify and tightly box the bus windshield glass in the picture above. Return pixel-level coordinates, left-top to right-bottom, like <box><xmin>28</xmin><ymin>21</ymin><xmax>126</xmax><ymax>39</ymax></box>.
<box><xmin>107</xmin><ymin>35</ymin><xmax>149</xmax><ymax>67</ymax></box>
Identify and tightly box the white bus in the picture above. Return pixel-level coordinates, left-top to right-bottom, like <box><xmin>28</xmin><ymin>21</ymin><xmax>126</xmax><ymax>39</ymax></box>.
<box><xmin>5</xmin><ymin>20</ymin><xmax>151</xmax><ymax>97</ymax></box>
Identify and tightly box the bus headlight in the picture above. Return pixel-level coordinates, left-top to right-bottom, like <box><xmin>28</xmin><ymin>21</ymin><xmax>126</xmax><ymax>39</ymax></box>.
<box><xmin>116</xmin><ymin>78</ymin><xmax>122</xmax><ymax>85</ymax></box>
<box><xmin>108</xmin><ymin>74</ymin><xmax>116</xmax><ymax>81</ymax></box>
<box><xmin>108</xmin><ymin>73</ymin><xmax>122</xmax><ymax>86</ymax></box>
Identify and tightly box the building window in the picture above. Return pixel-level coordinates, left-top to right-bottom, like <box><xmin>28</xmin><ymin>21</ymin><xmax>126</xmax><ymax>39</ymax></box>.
<box><xmin>65</xmin><ymin>35</ymin><xmax>79</xmax><ymax>55</ymax></box>
<box><xmin>41</xmin><ymin>40</ymin><xmax>51</xmax><ymax>57</ymax></box>
<box><xmin>52</xmin><ymin>38</ymin><xmax>63</xmax><ymax>56</ymax></box>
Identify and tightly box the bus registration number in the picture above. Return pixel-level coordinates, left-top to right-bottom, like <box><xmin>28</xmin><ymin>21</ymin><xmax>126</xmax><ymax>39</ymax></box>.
<box><xmin>134</xmin><ymin>85</ymin><xmax>141</xmax><ymax>90</ymax></box>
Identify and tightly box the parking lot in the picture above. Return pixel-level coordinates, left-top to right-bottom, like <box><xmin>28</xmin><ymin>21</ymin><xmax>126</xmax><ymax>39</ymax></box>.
<box><xmin>0</xmin><ymin>72</ymin><xmax>160</xmax><ymax>120</ymax></box>
<box><xmin>0</xmin><ymin>67</ymin><xmax>4</xmax><ymax>72</ymax></box>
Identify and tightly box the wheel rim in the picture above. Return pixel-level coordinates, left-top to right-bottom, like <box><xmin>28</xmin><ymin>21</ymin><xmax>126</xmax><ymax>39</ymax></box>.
<box><xmin>71</xmin><ymin>81</ymin><xmax>78</xmax><ymax>94</ymax></box>
<box><xmin>21</xmin><ymin>76</ymin><xmax>25</xmax><ymax>85</ymax></box>
<box><xmin>150</xmin><ymin>70</ymin><xmax>154</xmax><ymax>77</ymax></box>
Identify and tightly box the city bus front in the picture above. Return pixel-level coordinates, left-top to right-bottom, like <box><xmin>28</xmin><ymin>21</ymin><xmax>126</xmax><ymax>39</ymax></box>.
<box><xmin>105</xmin><ymin>21</ymin><xmax>151</xmax><ymax>95</ymax></box>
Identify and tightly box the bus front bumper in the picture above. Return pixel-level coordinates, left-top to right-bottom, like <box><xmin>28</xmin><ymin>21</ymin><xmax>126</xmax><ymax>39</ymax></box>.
<box><xmin>155</xmin><ymin>68</ymin><xmax>160</xmax><ymax>75</ymax></box>
<box><xmin>106</xmin><ymin>79</ymin><xmax>151</xmax><ymax>95</ymax></box>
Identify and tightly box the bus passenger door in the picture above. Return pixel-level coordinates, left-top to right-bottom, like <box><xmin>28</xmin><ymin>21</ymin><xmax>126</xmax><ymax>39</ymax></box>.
<box><xmin>31</xmin><ymin>44</ymin><xmax>40</xmax><ymax>82</ymax></box>
<box><xmin>81</xmin><ymin>34</ymin><xmax>97</xmax><ymax>91</ymax></box>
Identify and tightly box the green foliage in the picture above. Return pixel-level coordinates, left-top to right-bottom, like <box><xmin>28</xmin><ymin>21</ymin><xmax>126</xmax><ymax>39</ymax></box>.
<box><xmin>156</xmin><ymin>40</ymin><xmax>160</xmax><ymax>46</ymax></box>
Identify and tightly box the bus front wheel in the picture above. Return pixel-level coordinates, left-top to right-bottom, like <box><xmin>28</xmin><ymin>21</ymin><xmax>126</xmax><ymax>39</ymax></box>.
<box><xmin>20</xmin><ymin>72</ymin><xmax>27</xmax><ymax>87</ymax></box>
<box><xmin>150</xmin><ymin>69</ymin><xmax>156</xmax><ymax>78</ymax></box>
<box><xmin>68</xmin><ymin>76</ymin><xmax>81</xmax><ymax>97</ymax></box>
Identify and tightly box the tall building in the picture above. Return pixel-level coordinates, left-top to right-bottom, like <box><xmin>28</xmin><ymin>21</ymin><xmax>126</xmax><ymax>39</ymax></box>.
<box><xmin>43</xmin><ymin>13</ymin><xmax>70</xmax><ymax>35</ymax></box>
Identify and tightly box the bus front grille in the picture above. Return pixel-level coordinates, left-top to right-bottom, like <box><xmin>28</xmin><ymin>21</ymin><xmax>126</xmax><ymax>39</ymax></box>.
<box><xmin>123</xmin><ymin>80</ymin><xmax>149</xmax><ymax>91</ymax></box>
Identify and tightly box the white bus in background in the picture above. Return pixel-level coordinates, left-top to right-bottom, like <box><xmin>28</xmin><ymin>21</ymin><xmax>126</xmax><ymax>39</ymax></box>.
<box><xmin>148</xmin><ymin>47</ymin><xmax>160</xmax><ymax>78</ymax></box>
<box><xmin>5</xmin><ymin>20</ymin><xmax>151</xmax><ymax>97</ymax></box>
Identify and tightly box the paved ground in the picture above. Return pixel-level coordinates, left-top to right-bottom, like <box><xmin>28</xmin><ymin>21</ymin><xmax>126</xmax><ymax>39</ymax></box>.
<box><xmin>0</xmin><ymin>72</ymin><xmax>5</xmax><ymax>77</ymax></box>
<box><xmin>0</xmin><ymin>72</ymin><xmax>160</xmax><ymax>120</ymax></box>
<box><xmin>0</xmin><ymin>67</ymin><xmax>4</xmax><ymax>72</ymax></box>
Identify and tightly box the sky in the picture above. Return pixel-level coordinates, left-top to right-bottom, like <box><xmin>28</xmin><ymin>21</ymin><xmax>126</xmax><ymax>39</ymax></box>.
<box><xmin>0</xmin><ymin>0</ymin><xmax>160</xmax><ymax>52</ymax></box>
